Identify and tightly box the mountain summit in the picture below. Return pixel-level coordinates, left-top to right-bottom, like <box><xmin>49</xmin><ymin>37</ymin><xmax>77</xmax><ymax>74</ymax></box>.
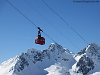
<box><xmin>0</xmin><ymin>43</ymin><xmax>75</xmax><ymax>75</ymax></box>
<box><xmin>71</xmin><ymin>43</ymin><xmax>100</xmax><ymax>75</ymax></box>
<box><xmin>0</xmin><ymin>43</ymin><xmax>100</xmax><ymax>75</ymax></box>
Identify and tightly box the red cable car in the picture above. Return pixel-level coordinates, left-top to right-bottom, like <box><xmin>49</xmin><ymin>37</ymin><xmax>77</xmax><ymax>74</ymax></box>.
<box><xmin>35</xmin><ymin>27</ymin><xmax>45</xmax><ymax>45</ymax></box>
<box><xmin>35</xmin><ymin>37</ymin><xmax>45</xmax><ymax>45</ymax></box>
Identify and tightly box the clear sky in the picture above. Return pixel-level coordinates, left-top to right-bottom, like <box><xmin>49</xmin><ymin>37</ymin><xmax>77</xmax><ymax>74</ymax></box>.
<box><xmin>0</xmin><ymin>0</ymin><xmax>100</xmax><ymax>64</ymax></box>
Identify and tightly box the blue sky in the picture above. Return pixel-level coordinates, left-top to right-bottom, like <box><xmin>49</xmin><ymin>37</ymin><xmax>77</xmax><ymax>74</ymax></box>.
<box><xmin>0</xmin><ymin>0</ymin><xmax>100</xmax><ymax>64</ymax></box>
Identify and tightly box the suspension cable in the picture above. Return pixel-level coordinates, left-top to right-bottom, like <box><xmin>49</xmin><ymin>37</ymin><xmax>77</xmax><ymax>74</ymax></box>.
<box><xmin>24</xmin><ymin>0</ymin><xmax>80</xmax><ymax>50</ymax></box>
<box><xmin>42</xmin><ymin>0</ymin><xmax>89</xmax><ymax>45</ymax></box>
<box><xmin>43</xmin><ymin>32</ymin><xmax>56</xmax><ymax>43</ymax></box>
<box><xmin>6</xmin><ymin>0</ymin><xmax>56</xmax><ymax>43</ymax></box>
<box><xmin>6</xmin><ymin>0</ymin><xmax>38</xmax><ymax>28</ymax></box>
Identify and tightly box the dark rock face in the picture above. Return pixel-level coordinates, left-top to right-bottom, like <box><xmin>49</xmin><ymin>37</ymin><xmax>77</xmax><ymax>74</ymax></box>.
<box><xmin>76</xmin><ymin>55</ymin><xmax>94</xmax><ymax>75</ymax></box>
<box><xmin>32</xmin><ymin>49</ymin><xmax>50</xmax><ymax>64</ymax></box>
<box><xmin>14</xmin><ymin>53</ymin><xmax>29</xmax><ymax>72</ymax></box>
<box><xmin>77</xmin><ymin>48</ymin><xmax>86</xmax><ymax>55</ymax></box>
<box><xmin>13</xmin><ymin>49</ymin><xmax>50</xmax><ymax>72</ymax></box>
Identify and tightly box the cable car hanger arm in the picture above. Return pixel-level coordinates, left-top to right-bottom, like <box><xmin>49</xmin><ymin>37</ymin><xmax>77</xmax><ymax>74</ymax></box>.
<box><xmin>37</xmin><ymin>27</ymin><xmax>43</xmax><ymax>37</ymax></box>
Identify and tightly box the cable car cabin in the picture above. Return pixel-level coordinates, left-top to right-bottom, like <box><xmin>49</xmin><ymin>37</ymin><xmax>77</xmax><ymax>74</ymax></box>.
<box><xmin>35</xmin><ymin>37</ymin><xmax>45</xmax><ymax>45</ymax></box>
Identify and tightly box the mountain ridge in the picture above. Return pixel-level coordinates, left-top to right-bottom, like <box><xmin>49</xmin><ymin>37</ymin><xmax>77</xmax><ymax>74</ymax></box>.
<box><xmin>0</xmin><ymin>43</ymin><xmax>100</xmax><ymax>75</ymax></box>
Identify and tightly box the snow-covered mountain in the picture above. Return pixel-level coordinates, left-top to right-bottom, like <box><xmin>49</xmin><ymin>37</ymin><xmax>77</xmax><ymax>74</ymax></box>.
<box><xmin>0</xmin><ymin>43</ymin><xmax>75</xmax><ymax>75</ymax></box>
<box><xmin>0</xmin><ymin>43</ymin><xmax>100</xmax><ymax>75</ymax></box>
<box><xmin>71</xmin><ymin>43</ymin><xmax>100</xmax><ymax>75</ymax></box>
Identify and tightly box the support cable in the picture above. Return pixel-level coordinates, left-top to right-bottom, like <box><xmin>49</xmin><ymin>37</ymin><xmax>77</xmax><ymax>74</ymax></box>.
<box><xmin>43</xmin><ymin>32</ymin><xmax>56</xmax><ymax>43</ymax></box>
<box><xmin>6</xmin><ymin>0</ymin><xmax>56</xmax><ymax>43</ymax></box>
<box><xmin>6</xmin><ymin>0</ymin><xmax>38</xmax><ymax>28</ymax></box>
<box><xmin>42</xmin><ymin>0</ymin><xmax>89</xmax><ymax>45</ymax></box>
<box><xmin>24</xmin><ymin>0</ymin><xmax>80</xmax><ymax>50</ymax></box>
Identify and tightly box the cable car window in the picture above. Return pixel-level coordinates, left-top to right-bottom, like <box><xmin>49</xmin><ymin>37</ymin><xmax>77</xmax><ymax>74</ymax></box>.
<box><xmin>43</xmin><ymin>39</ymin><xmax>45</xmax><ymax>41</ymax></box>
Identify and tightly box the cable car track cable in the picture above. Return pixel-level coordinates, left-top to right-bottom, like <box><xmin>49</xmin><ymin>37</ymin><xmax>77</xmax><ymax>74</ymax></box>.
<box><xmin>42</xmin><ymin>0</ymin><xmax>89</xmax><ymax>45</ymax></box>
<box><xmin>6</xmin><ymin>0</ymin><xmax>56</xmax><ymax>43</ymax></box>
<box><xmin>6</xmin><ymin>0</ymin><xmax>38</xmax><ymax>28</ymax></box>
<box><xmin>24</xmin><ymin>0</ymin><xmax>80</xmax><ymax>50</ymax></box>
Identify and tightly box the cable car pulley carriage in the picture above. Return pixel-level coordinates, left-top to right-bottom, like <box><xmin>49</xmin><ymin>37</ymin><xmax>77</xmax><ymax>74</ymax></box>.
<box><xmin>35</xmin><ymin>27</ymin><xmax>45</xmax><ymax>45</ymax></box>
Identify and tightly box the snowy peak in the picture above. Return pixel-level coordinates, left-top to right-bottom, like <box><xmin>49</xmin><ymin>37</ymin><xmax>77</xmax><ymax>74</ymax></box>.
<box><xmin>48</xmin><ymin>43</ymin><xmax>72</xmax><ymax>54</ymax></box>
<box><xmin>76</xmin><ymin>43</ymin><xmax>100</xmax><ymax>57</ymax></box>
<box><xmin>0</xmin><ymin>43</ymin><xmax>75</xmax><ymax>75</ymax></box>
<box><xmin>71</xmin><ymin>43</ymin><xmax>100</xmax><ymax>75</ymax></box>
<box><xmin>86</xmin><ymin>43</ymin><xmax>100</xmax><ymax>56</ymax></box>
<box><xmin>76</xmin><ymin>43</ymin><xmax>100</xmax><ymax>62</ymax></box>
<box><xmin>48</xmin><ymin>43</ymin><xmax>64</xmax><ymax>52</ymax></box>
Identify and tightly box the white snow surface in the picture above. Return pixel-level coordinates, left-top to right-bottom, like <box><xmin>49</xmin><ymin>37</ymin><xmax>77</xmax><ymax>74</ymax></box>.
<box><xmin>0</xmin><ymin>43</ymin><xmax>100</xmax><ymax>75</ymax></box>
